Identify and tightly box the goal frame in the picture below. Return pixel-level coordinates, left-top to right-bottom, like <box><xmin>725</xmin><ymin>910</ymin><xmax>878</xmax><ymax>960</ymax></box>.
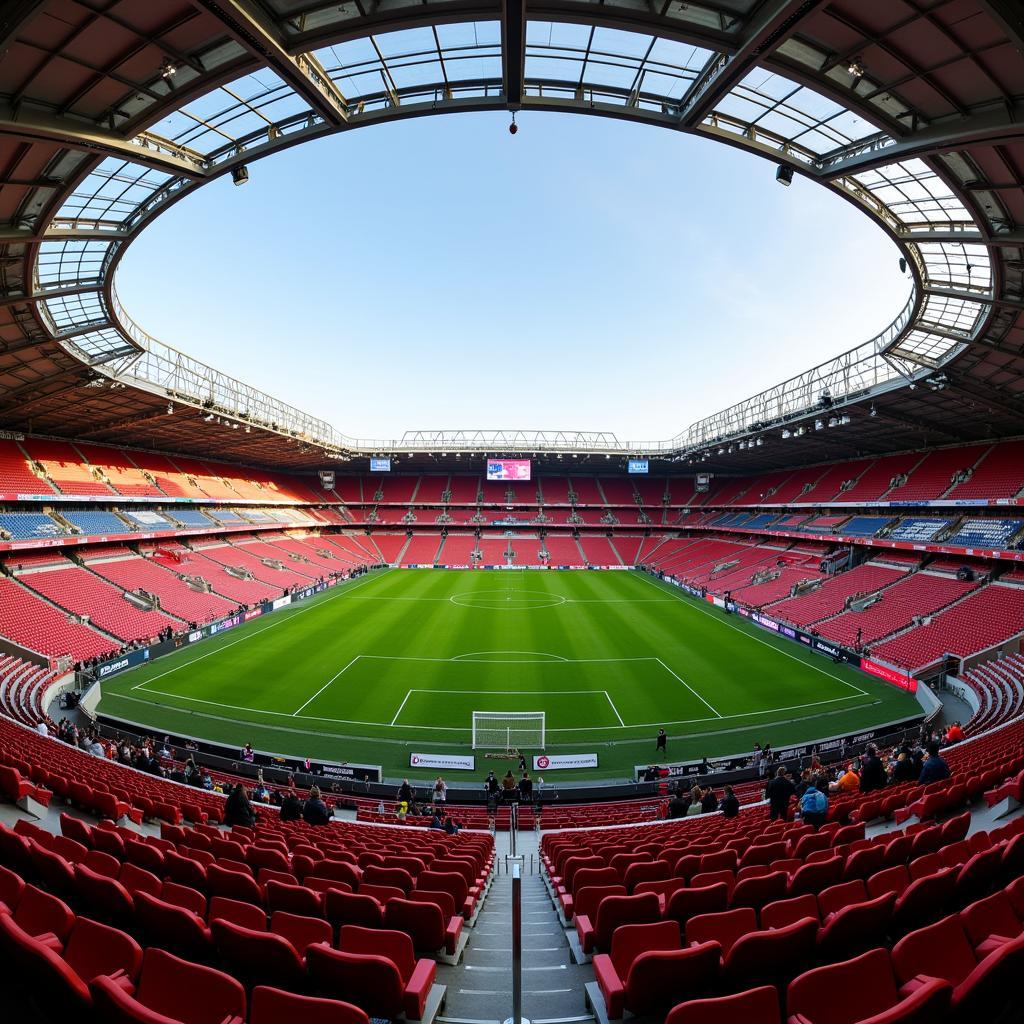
<box><xmin>471</xmin><ymin>711</ymin><xmax>546</xmax><ymax>750</ymax></box>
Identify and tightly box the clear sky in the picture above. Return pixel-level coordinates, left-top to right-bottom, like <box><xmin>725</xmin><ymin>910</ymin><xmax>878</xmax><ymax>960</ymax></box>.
<box><xmin>118</xmin><ymin>110</ymin><xmax>907</xmax><ymax>444</ymax></box>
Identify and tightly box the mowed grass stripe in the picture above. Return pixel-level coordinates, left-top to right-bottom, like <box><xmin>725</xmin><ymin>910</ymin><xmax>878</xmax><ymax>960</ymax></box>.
<box><xmin>99</xmin><ymin>568</ymin><xmax>921</xmax><ymax>780</ymax></box>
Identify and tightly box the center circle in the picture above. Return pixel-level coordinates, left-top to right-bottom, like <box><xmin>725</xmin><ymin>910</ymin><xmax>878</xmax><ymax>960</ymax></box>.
<box><xmin>449</xmin><ymin>589</ymin><xmax>567</xmax><ymax>611</ymax></box>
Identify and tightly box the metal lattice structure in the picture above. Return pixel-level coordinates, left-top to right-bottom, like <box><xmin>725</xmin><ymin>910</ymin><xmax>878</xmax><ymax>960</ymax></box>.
<box><xmin>0</xmin><ymin>2</ymin><xmax>1022</xmax><ymax>472</ymax></box>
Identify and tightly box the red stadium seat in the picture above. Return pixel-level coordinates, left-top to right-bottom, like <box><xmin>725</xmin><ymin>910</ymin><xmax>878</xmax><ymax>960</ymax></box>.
<box><xmin>211</xmin><ymin>917</ymin><xmax>306</xmax><ymax>990</ymax></box>
<box><xmin>665</xmin><ymin>984</ymin><xmax>781</xmax><ymax>1024</ymax></box>
<box><xmin>592</xmin><ymin>920</ymin><xmax>719</xmax><ymax>1019</ymax></box>
<box><xmin>270</xmin><ymin>910</ymin><xmax>333</xmax><ymax>955</ymax></box>
<box><xmin>90</xmin><ymin>946</ymin><xmax>246</xmax><ymax>1024</ymax></box>
<box><xmin>250</xmin><ymin>985</ymin><xmax>370</xmax><ymax>1024</ymax></box>
<box><xmin>134</xmin><ymin>891</ymin><xmax>214</xmax><ymax>962</ymax></box>
<box><xmin>576</xmin><ymin>891</ymin><xmax>661</xmax><ymax>955</ymax></box>
<box><xmin>786</xmin><ymin>947</ymin><xmax>952</xmax><ymax>1024</ymax></box>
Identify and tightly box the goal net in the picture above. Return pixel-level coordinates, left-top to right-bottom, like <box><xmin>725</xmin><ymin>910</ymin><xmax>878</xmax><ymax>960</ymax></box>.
<box><xmin>471</xmin><ymin>711</ymin><xmax>546</xmax><ymax>750</ymax></box>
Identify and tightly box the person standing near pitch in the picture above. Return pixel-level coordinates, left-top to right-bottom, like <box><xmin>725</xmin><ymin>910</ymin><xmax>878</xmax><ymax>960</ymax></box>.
<box><xmin>656</xmin><ymin>728</ymin><xmax>667</xmax><ymax>754</ymax></box>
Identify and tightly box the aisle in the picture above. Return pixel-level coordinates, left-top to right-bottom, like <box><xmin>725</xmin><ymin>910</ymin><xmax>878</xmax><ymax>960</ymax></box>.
<box><xmin>437</xmin><ymin>832</ymin><xmax>594</xmax><ymax>1024</ymax></box>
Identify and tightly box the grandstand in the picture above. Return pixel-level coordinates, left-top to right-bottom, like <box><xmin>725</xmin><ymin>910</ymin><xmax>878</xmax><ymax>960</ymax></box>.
<box><xmin>1</xmin><ymin>3</ymin><xmax>1024</xmax><ymax>1023</ymax></box>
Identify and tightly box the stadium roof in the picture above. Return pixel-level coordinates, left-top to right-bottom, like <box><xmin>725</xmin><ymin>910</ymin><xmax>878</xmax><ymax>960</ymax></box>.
<box><xmin>0</xmin><ymin>0</ymin><xmax>1022</xmax><ymax>473</ymax></box>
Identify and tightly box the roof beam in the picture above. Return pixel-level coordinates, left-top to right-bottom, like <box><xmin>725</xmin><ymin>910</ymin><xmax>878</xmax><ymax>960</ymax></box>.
<box><xmin>501</xmin><ymin>0</ymin><xmax>526</xmax><ymax>109</ymax></box>
<box><xmin>899</xmin><ymin>228</ymin><xmax>1024</xmax><ymax>246</ymax></box>
<box><xmin>945</xmin><ymin>375</ymin><xmax>1024</xmax><ymax>421</ymax></box>
<box><xmin>191</xmin><ymin>0</ymin><xmax>349</xmax><ymax>126</ymax></box>
<box><xmin>818</xmin><ymin>100</ymin><xmax>1024</xmax><ymax>179</ymax></box>
<box><xmin>870</xmin><ymin>404</ymin><xmax>972</xmax><ymax>443</ymax></box>
<box><xmin>0</xmin><ymin>104</ymin><xmax>207</xmax><ymax>178</ymax></box>
<box><xmin>925</xmin><ymin>285</ymin><xmax>1024</xmax><ymax>311</ymax></box>
<box><xmin>981</xmin><ymin>1</ymin><xmax>1024</xmax><ymax>55</ymax></box>
<box><xmin>677</xmin><ymin>0</ymin><xmax>826</xmax><ymax>128</ymax></box>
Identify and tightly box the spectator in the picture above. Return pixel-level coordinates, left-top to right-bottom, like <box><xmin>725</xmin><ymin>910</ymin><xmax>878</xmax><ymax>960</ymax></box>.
<box><xmin>700</xmin><ymin>787</ymin><xmax>719</xmax><ymax>813</ymax></box>
<box><xmin>859</xmin><ymin>744</ymin><xmax>888</xmax><ymax>792</ymax></box>
<box><xmin>667</xmin><ymin>789</ymin><xmax>690</xmax><ymax>819</ymax></box>
<box><xmin>519</xmin><ymin>772</ymin><xmax>533</xmax><ymax>801</ymax></box>
<box><xmin>430</xmin><ymin>810</ymin><xmax>444</xmax><ymax>829</ymax></box>
<box><xmin>753</xmin><ymin>743</ymin><xmax>764</xmax><ymax>777</ymax></box>
<box><xmin>945</xmin><ymin>721</ymin><xmax>965</xmax><ymax>744</ymax></box>
<box><xmin>484</xmin><ymin>771</ymin><xmax>499</xmax><ymax>797</ymax></box>
<box><xmin>303</xmin><ymin>785</ymin><xmax>332</xmax><ymax>825</ymax></box>
<box><xmin>280</xmin><ymin>787</ymin><xmax>302</xmax><ymax>822</ymax></box>
<box><xmin>36</xmin><ymin>720</ymin><xmax>49</xmax><ymax>737</ymax></box>
<box><xmin>799</xmin><ymin>780</ymin><xmax>828</xmax><ymax>828</ymax></box>
<box><xmin>892</xmin><ymin>751</ymin><xmax>917</xmax><ymax>783</ymax></box>
<box><xmin>686</xmin><ymin>786</ymin><xmax>703</xmax><ymax>815</ymax></box>
<box><xmin>241</xmin><ymin>743</ymin><xmax>255</xmax><ymax>763</ymax></box>
<box><xmin>224</xmin><ymin>783</ymin><xmax>257</xmax><ymax>828</ymax></box>
<box><xmin>656</xmin><ymin>729</ymin><xmax>667</xmax><ymax>754</ymax></box>
<box><xmin>501</xmin><ymin>770</ymin><xmax>517</xmax><ymax>800</ymax></box>
<box><xmin>832</xmin><ymin>763</ymin><xmax>861</xmax><ymax>793</ymax></box>
<box><xmin>918</xmin><ymin>742</ymin><xmax>951</xmax><ymax>784</ymax></box>
<box><xmin>765</xmin><ymin>767</ymin><xmax>796</xmax><ymax>821</ymax></box>
<box><xmin>794</xmin><ymin>769</ymin><xmax>812</xmax><ymax>799</ymax></box>
<box><xmin>720</xmin><ymin>785</ymin><xmax>739</xmax><ymax>818</ymax></box>
<box><xmin>397</xmin><ymin>778</ymin><xmax>413</xmax><ymax>804</ymax></box>
<box><xmin>432</xmin><ymin>776</ymin><xmax>447</xmax><ymax>805</ymax></box>
<box><xmin>444</xmin><ymin>816</ymin><xmax>459</xmax><ymax>834</ymax></box>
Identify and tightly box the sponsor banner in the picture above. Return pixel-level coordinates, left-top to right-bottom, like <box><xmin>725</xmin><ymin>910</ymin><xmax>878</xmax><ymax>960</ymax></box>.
<box><xmin>209</xmin><ymin>614</ymin><xmax>242</xmax><ymax>636</ymax></box>
<box><xmin>186</xmin><ymin>629</ymin><xmax>205</xmax><ymax>645</ymax></box>
<box><xmin>271</xmin><ymin>595</ymin><xmax>292</xmax><ymax>610</ymax></box>
<box><xmin>97</xmin><ymin>647</ymin><xmax>151</xmax><ymax>678</ymax></box>
<box><xmin>244</xmin><ymin>609</ymin><xmax>263</xmax><ymax>621</ymax></box>
<box><xmin>410</xmin><ymin>752</ymin><xmax>475</xmax><ymax>771</ymax></box>
<box><xmin>861</xmin><ymin>658</ymin><xmax>918</xmax><ymax>693</ymax></box>
<box><xmin>534</xmin><ymin>753</ymin><xmax>598</xmax><ymax>771</ymax></box>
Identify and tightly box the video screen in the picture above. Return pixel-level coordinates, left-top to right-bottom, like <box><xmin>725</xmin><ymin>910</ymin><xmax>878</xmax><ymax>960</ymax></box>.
<box><xmin>486</xmin><ymin>459</ymin><xmax>531</xmax><ymax>481</ymax></box>
<box><xmin>369</xmin><ymin>457</ymin><xmax>391</xmax><ymax>472</ymax></box>
<box><xmin>628</xmin><ymin>459</ymin><xmax>649</xmax><ymax>474</ymax></box>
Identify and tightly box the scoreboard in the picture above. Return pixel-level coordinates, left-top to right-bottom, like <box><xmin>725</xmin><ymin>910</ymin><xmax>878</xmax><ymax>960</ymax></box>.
<box><xmin>486</xmin><ymin>459</ymin><xmax>531</xmax><ymax>481</ymax></box>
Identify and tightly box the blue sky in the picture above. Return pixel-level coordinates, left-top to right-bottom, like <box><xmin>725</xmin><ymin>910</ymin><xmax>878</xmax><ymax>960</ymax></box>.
<box><xmin>119</xmin><ymin>111</ymin><xmax>906</xmax><ymax>443</ymax></box>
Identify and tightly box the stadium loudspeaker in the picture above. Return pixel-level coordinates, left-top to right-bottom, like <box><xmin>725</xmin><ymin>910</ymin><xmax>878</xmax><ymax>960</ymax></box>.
<box><xmin>776</xmin><ymin>165</ymin><xmax>794</xmax><ymax>186</ymax></box>
<box><xmin>231</xmin><ymin>165</ymin><xmax>249</xmax><ymax>186</ymax></box>
<box><xmin>899</xmin><ymin>257</ymin><xmax>907</xmax><ymax>274</ymax></box>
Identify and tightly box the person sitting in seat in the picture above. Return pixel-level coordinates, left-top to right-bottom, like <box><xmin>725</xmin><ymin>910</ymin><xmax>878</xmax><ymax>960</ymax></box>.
<box><xmin>280</xmin><ymin>787</ymin><xmax>302</xmax><ymax>822</ymax></box>
<box><xmin>918</xmin><ymin>742</ymin><xmax>951</xmax><ymax>784</ymax></box>
<box><xmin>720</xmin><ymin>785</ymin><xmax>739</xmax><ymax>818</ymax></box>
<box><xmin>302</xmin><ymin>785</ymin><xmax>332</xmax><ymax>825</ymax></box>
<box><xmin>799</xmin><ymin>779</ymin><xmax>828</xmax><ymax>828</ymax></box>
<box><xmin>224</xmin><ymin>783</ymin><xmax>257</xmax><ymax>828</ymax></box>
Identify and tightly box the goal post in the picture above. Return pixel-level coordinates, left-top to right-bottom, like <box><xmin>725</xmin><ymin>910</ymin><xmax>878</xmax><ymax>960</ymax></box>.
<box><xmin>471</xmin><ymin>711</ymin><xmax>546</xmax><ymax>751</ymax></box>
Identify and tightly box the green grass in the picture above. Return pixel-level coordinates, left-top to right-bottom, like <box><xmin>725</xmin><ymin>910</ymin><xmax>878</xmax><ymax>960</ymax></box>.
<box><xmin>98</xmin><ymin>569</ymin><xmax>921</xmax><ymax>781</ymax></box>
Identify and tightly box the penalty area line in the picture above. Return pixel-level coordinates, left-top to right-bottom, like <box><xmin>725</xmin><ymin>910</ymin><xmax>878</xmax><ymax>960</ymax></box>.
<box><xmin>390</xmin><ymin>688</ymin><xmax>415</xmax><ymax>726</ymax></box>
<box><xmin>655</xmin><ymin>657</ymin><xmax>723</xmax><ymax>718</ymax></box>
<box><xmin>604</xmin><ymin>691</ymin><xmax>626</xmax><ymax>727</ymax></box>
<box><xmin>292</xmin><ymin>657</ymin><xmax>361</xmax><ymax>716</ymax></box>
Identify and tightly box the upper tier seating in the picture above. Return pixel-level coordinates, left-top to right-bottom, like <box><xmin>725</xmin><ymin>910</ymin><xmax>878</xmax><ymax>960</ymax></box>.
<box><xmin>871</xmin><ymin>583</ymin><xmax>1024</xmax><ymax>671</ymax></box>
<box><xmin>770</xmin><ymin>562</ymin><xmax>907</xmax><ymax>626</ymax></box>
<box><xmin>19</xmin><ymin>566</ymin><xmax>179</xmax><ymax>643</ymax></box>
<box><xmin>121</xmin><ymin>510</ymin><xmax>175</xmax><ymax>530</ymax></box>
<box><xmin>887</xmin><ymin>445</ymin><xmax>988</xmax><ymax>502</ymax></box>
<box><xmin>415</xmin><ymin>476</ymin><xmax>449</xmax><ymax>504</ymax></box>
<box><xmin>800</xmin><ymin>459</ymin><xmax>874</xmax><ymax>504</ymax></box>
<box><xmin>164</xmin><ymin>508</ymin><xmax>216</xmax><ymax>529</ymax></box>
<box><xmin>570</xmin><ymin>477</ymin><xmax>605</xmax><ymax>505</ymax></box>
<box><xmin>539</xmin><ymin>477</ymin><xmax>571</xmax><ymax>504</ymax></box>
<box><xmin>599</xmin><ymin>478</ymin><xmax>637</xmax><ymax>505</ymax></box>
<box><xmin>0</xmin><ymin>578</ymin><xmax>116</xmax><ymax>661</ymax></box>
<box><xmin>509</xmin><ymin>538</ymin><xmax>544</xmax><ymax>565</ymax></box>
<box><xmin>946</xmin><ymin>440</ymin><xmax>1024</xmax><ymax>500</ymax></box>
<box><xmin>88</xmin><ymin>555</ymin><xmax>237</xmax><ymax>625</ymax></box>
<box><xmin>818</xmin><ymin>573</ymin><xmax>977</xmax><ymax>648</ymax></box>
<box><xmin>0</xmin><ymin>512</ymin><xmax>65</xmax><ymax>540</ymax></box>
<box><xmin>20</xmin><ymin>439</ymin><xmax>114</xmax><ymax>496</ymax></box>
<box><xmin>0</xmin><ymin>655</ymin><xmax>56</xmax><ymax>726</ymax></box>
<box><xmin>839</xmin><ymin>453</ymin><xmax>923</xmax><ymax>502</ymax></box>
<box><xmin>75</xmin><ymin>444</ymin><xmax>164</xmax><ymax>497</ymax></box>
<box><xmin>0</xmin><ymin>441</ymin><xmax>55</xmax><ymax>496</ymax></box>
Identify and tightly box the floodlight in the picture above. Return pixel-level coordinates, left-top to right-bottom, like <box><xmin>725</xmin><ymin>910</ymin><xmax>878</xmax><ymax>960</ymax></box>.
<box><xmin>166</xmin><ymin>402</ymin><xmax>174</xmax><ymax>415</ymax></box>
<box><xmin>869</xmin><ymin>404</ymin><xmax>877</xmax><ymax>417</ymax></box>
<box><xmin>828</xmin><ymin>416</ymin><xmax>839</xmax><ymax>427</ymax></box>
<box><xmin>847</xmin><ymin>57</ymin><xmax>866</xmax><ymax>80</ymax></box>
<box><xmin>231</xmin><ymin>165</ymin><xmax>249</xmax><ymax>186</ymax></box>
<box><xmin>781</xmin><ymin>429</ymin><xmax>791</xmax><ymax>439</ymax></box>
<box><xmin>776</xmin><ymin>165</ymin><xmax>794</xmax><ymax>186</ymax></box>
<box><xmin>814</xmin><ymin>419</ymin><xmax>824</xmax><ymax>431</ymax></box>
<box><xmin>159</xmin><ymin>58</ymin><xmax>178</xmax><ymax>79</ymax></box>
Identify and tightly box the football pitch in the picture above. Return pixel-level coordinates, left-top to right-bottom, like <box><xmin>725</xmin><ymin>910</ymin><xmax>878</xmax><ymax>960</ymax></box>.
<box><xmin>98</xmin><ymin>569</ymin><xmax>922</xmax><ymax>780</ymax></box>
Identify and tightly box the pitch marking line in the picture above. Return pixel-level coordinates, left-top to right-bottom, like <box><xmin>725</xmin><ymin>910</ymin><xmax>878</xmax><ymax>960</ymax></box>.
<box><xmin>131</xmin><ymin>569</ymin><xmax>393</xmax><ymax>693</ymax></box>
<box><xmin>655</xmin><ymin>657</ymin><xmax>723</xmax><ymax>718</ymax></box>
<box><xmin>293</xmin><ymin>658</ymin><xmax>360</xmax><ymax>717</ymax></box>
<box><xmin>390</xmin><ymin>688</ymin><xmax>415</xmax><ymax>726</ymax></box>
<box><xmin>633</xmin><ymin>571</ymin><xmax>869</xmax><ymax>697</ymax></box>
<box><xmin>604</xmin><ymin>690</ymin><xmax>625</xmax><ymax>726</ymax></box>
